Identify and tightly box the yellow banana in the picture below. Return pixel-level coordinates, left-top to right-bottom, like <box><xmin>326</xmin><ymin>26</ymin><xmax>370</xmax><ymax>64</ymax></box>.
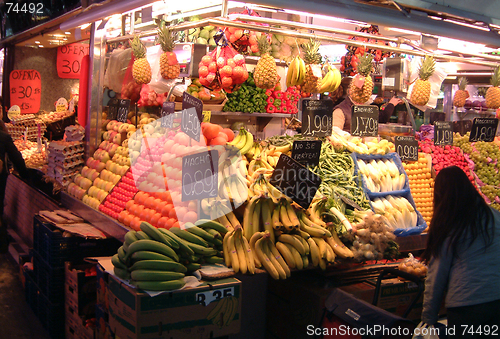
<box><xmin>285</xmin><ymin>202</ymin><xmax>300</xmax><ymax>230</ymax></box>
<box><xmin>227</xmin><ymin>231</ymin><xmax>239</xmax><ymax>273</ymax></box>
<box><xmin>324</xmin><ymin>241</ymin><xmax>336</xmax><ymax>263</ymax></box>
<box><xmin>313</xmin><ymin>237</ymin><xmax>328</xmax><ymax>260</ymax></box>
<box><xmin>271</xmin><ymin>204</ymin><xmax>283</xmax><ymax>230</ymax></box>
<box><xmin>250</xmin><ymin>198</ymin><xmax>262</xmax><ymax>240</ymax></box>
<box><xmin>268</xmin><ymin>240</ymin><xmax>291</xmax><ymax>278</ymax></box>
<box><xmin>264</xmin><ymin>238</ymin><xmax>287</xmax><ymax>279</ymax></box>
<box><xmin>293</xmin><ymin>232</ymin><xmax>310</xmax><ymax>255</ymax></box>
<box><xmin>261</xmin><ymin>198</ymin><xmax>275</xmax><ymax>244</ymax></box>
<box><xmin>242</xmin><ymin>195</ymin><xmax>259</xmax><ymax>240</ymax></box>
<box><xmin>223</xmin><ymin>230</ymin><xmax>232</xmax><ymax>267</ymax></box>
<box><xmin>284</xmin><ymin>242</ymin><xmax>303</xmax><ymax>270</ymax></box>
<box><xmin>296</xmin><ymin>57</ymin><xmax>306</xmax><ymax>86</ymax></box>
<box><xmin>307</xmin><ymin>237</ymin><xmax>321</xmax><ymax>267</ymax></box>
<box><xmin>318</xmin><ymin>69</ymin><xmax>334</xmax><ymax>93</ymax></box>
<box><xmin>249</xmin><ymin>232</ymin><xmax>264</xmax><ymax>268</ymax></box>
<box><xmin>278</xmin><ymin>234</ymin><xmax>306</xmax><ymax>256</ymax></box>
<box><xmin>234</xmin><ymin>228</ymin><xmax>247</xmax><ymax>274</ymax></box>
<box><xmin>229</xmin><ymin>128</ymin><xmax>248</xmax><ymax>150</ymax></box>
<box><xmin>276</xmin><ymin>241</ymin><xmax>296</xmax><ymax>269</ymax></box>
<box><xmin>279</xmin><ymin>202</ymin><xmax>294</xmax><ymax>231</ymax></box>
<box><xmin>241</xmin><ymin>233</ymin><xmax>255</xmax><ymax>274</ymax></box>
<box><xmin>239</xmin><ymin>130</ymin><xmax>254</xmax><ymax>155</ymax></box>
<box><xmin>255</xmin><ymin>236</ymin><xmax>279</xmax><ymax>280</ymax></box>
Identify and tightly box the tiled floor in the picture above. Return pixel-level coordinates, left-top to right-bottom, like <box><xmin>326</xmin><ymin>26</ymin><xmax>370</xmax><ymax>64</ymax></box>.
<box><xmin>0</xmin><ymin>253</ymin><xmax>51</xmax><ymax>339</ymax></box>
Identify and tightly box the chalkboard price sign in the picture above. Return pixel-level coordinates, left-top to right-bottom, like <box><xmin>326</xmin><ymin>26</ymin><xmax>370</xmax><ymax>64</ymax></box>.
<box><xmin>395</xmin><ymin>136</ymin><xmax>419</xmax><ymax>161</ymax></box>
<box><xmin>301</xmin><ymin>99</ymin><xmax>334</xmax><ymax>137</ymax></box>
<box><xmin>269</xmin><ymin>154</ymin><xmax>322</xmax><ymax>209</ymax></box>
<box><xmin>116</xmin><ymin>99</ymin><xmax>131</xmax><ymax>123</ymax></box>
<box><xmin>181</xmin><ymin>92</ymin><xmax>203</xmax><ymax>141</ymax></box>
<box><xmin>107</xmin><ymin>98</ymin><xmax>119</xmax><ymax>120</ymax></box>
<box><xmin>182</xmin><ymin>150</ymin><xmax>219</xmax><ymax>201</ymax></box>
<box><xmin>161</xmin><ymin>102</ymin><xmax>175</xmax><ymax>129</ymax></box>
<box><xmin>434</xmin><ymin>121</ymin><xmax>453</xmax><ymax>146</ymax></box>
<box><xmin>351</xmin><ymin>105</ymin><xmax>379</xmax><ymax>137</ymax></box>
<box><xmin>469</xmin><ymin>117</ymin><xmax>498</xmax><ymax>142</ymax></box>
<box><xmin>291</xmin><ymin>140</ymin><xmax>322</xmax><ymax>167</ymax></box>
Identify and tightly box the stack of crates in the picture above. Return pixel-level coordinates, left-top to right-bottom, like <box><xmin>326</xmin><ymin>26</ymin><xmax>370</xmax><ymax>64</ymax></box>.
<box><xmin>25</xmin><ymin>215</ymin><xmax>121</xmax><ymax>339</ymax></box>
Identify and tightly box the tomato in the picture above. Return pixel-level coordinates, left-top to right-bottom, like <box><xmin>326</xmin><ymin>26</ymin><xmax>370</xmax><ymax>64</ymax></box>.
<box><xmin>203</xmin><ymin>123</ymin><xmax>222</xmax><ymax>140</ymax></box>
<box><xmin>125</xmin><ymin>200</ymin><xmax>135</xmax><ymax>210</ymax></box>
<box><xmin>163</xmin><ymin>191</ymin><xmax>173</xmax><ymax>204</ymax></box>
<box><xmin>171</xmin><ymin>221</ymin><xmax>180</xmax><ymax>229</ymax></box>
<box><xmin>217</xmin><ymin>132</ymin><xmax>229</xmax><ymax>142</ymax></box>
<box><xmin>150</xmin><ymin>213</ymin><xmax>162</xmax><ymax>227</ymax></box>
<box><xmin>123</xmin><ymin>214</ymin><xmax>133</xmax><ymax>227</ymax></box>
<box><xmin>128</xmin><ymin>203</ymin><xmax>139</xmax><ymax>216</ymax></box>
<box><xmin>187</xmin><ymin>200</ymin><xmax>198</xmax><ymax>212</ymax></box>
<box><xmin>135</xmin><ymin>204</ymin><xmax>145</xmax><ymax>217</ymax></box>
<box><xmin>157</xmin><ymin>217</ymin><xmax>170</xmax><ymax>229</ymax></box>
<box><xmin>161</xmin><ymin>203</ymin><xmax>173</xmax><ymax>217</ymax></box>
<box><xmin>134</xmin><ymin>191</ymin><xmax>148</xmax><ymax>204</ymax></box>
<box><xmin>221</xmin><ymin>128</ymin><xmax>234</xmax><ymax>142</ymax></box>
<box><xmin>155</xmin><ymin>201</ymin><xmax>166</xmax><ymax>214</ymax></box>
<box><xmin>118</xmin><ymin>210</ymin><xmax>127</xmax><ymax>223</ymax></box>
<box><xmin>168</xmin><ymin>208</ymin><xmax>178</xmax><ymax>219</ymax></box>
<box><xmin>210</xmin><ymin>136</ymin><xmax>227</xmax><ymax>146</ymax></box>
<box><xmin>144</xmin><ymin>196</ymin><xmax>156</xmax><ymax>209</ymax></box>
<box><xmin>183</xmin><ymin>210</ymin><xmax>198</xmax><ymax>224</ymax></box>
<box><xmin>130</xmin><ymin>217</ymin><xmax>141</xmax><ymax>231</ymax></box>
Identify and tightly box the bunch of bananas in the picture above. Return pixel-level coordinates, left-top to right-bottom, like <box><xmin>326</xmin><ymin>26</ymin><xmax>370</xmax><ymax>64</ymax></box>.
<box><xmin>243</xmin><ymin>196</ymin><xmax>276</xmax><ymax>243</ymax></box>
<box><xmin>318</xmin><ymin>65</ymin><xmax>342</xmax><ymax>93</ymax></box>
<box><xmin>250</xmin><ymin>231</ymin><xmax>291</xmax><ymax>280</ymax></box>
<box><xmin>206</xmin><ymin>296</ymin><xmax>239</xmax><ymax>328</ymax></box>
<box><xmin>227</xmin><ymin>127</ymin><xmax>254</xmax><ymax>155</ymax></box>
<box><xmin>218</xmin><ymin>156</ymin><xmax>249</xmax><ymax>207</ymax></box>
<box><xmin>286</xmin><ymin>55</ymin><xmax>306</xmax><ymax>87</ymax></box>
<box><xmin>248</xmin><ymin>174</ymin><xmax>282</xmax><ymax>202</ymax></box>
<box><xmin>223</xmin><ymin>226</ymin><xmax>255</xmax><ymax>274</ymax></box>
<box><xmin>112</xmin><ymin>221</ymin><xmax>228</xmax><ymax>290</ymax></box>
<box><xmin>245</xmin><ymin>142</ymin><xmax>263</xmax><ymax>161</ymax></box>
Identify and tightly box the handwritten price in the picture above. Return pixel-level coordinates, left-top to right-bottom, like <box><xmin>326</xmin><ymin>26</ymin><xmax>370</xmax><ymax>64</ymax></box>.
<box><xmin>352</xmin><ymin>116</ymin><xmax>378</xmax><ymax>136</ymax></box>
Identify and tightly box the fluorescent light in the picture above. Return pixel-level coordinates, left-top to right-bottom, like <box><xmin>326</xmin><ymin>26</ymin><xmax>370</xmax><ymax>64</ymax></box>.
<box><xmin>65</xmin><ymin>31</ymin><xmax>71</xmax><ymax>34</ymax></box>
<box><xmin>443</xmin><ymin>19</ymin><xmax>490</xmax><ymax>32</ymax></box>
<box><xmin>38</xmin><ymin>45</ymin><xmax>44</xmax><ymax>48</ymax></box>
<box><xmin>386</xmin><ymin>27</ymin><xmax>421</xmax><ymax>36</ymax></box>
<box><xmin>80</xmin><ymin>23</ymin><xmax>91</xmax><ymax>29</ymax></box>
<box><xmin>35</xmin><ymin>41</ymin><xmax>40</xmax><ymax>44</ymax></box>
<box><xmin>281</xmin><ymin>8</ymin><xmax>367</xmax><ymax>26</ymax></box>
<box><xmin>429</xmin><ymin>16</ymin><xmax>442</xmax><ymax>21</ymax></box>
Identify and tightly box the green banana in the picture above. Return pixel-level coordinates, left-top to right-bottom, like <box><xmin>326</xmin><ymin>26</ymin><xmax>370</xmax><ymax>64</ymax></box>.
<box><xmin>186</xmin><ymin>262</ymin><xmax>201</xmax><ymax>271</ymax></box>
<box><xmin>140</xmin><ymin>222</ymin><xmax>172</xmax><ymax>247</ymax></box>
<box><xmin>112</xmin><ymin>253</ymin><xmax>128</xmax><ymax>269</ymax></box>
<box><xmin>114</xmin><ymin>267</ymin><xmax>130</xmax><ymax>280</ymax></box>
<box><xmin>195</xmin><ymin>219</ymin><xmax>228</xmax><ymax>235</ymax></box>
<box><xmin>186</xmin><ymin>242</ymin><xmax>218</xmax><ymax>256</ymax></box>
<box><xmin>185</xmin><ymin>223</ymin><xmax>215</xmax><ymax>242</ymax></box>
<box><xmin>117</xmin><ymin>246</ymin><xmax>127</xmax><ymax>263</ymax></box>
<box><xmin>130</xmin><ymin>250</ymin><xmax>174</xmax><ymax>262</ymax></box>
<box><xmin>169</xmin><ymin>227</ymin><xmax>209</xmax><ymax>247</ymax></box>
<box><xmin>204</xmin><ymin>228</ymin><xmax>223</xmax><ymax>240</ymax></box>
<box><xmin>130</xmin><ymin>270</ymin><xmax>185</xmax><ymax>281</ymax></box>
<box><xmin>135</xmin><ymin>231</ymin><xmax>151</xmax><ymax>240</ymax></box>
<box><xmin>130</xmin><ymin>279</ymin><xmax>186</xmax><ymax>291</ymax></box>
<box><xmin>124</xmin><ymin>231</ymin><xmax>139</xmax><ymax>245</ymax></box>
<box><xmin>158</xmin><ymin>228</ymin><xmax>195</xmax><ymax>256</ymax></box>
<box><xmin>124</xmin><ymin>239</ymin><xmax>179</xmax><ymax>262</ymax></box>
<box><xmin>204</xmin><ymin>256</ymin><xmax>224</xmax><ymax>264</ymax></box>
<box><xmin>129</xmin><ymin>260</ymin><xmax>187</xmax><ymax>273</ymax></box>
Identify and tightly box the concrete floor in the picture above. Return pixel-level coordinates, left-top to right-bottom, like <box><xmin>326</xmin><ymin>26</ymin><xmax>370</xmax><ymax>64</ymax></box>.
<box><xmin>0</xmin><ymin>252</ymin><xmax>51</xmax><ymax>339</ymax></box>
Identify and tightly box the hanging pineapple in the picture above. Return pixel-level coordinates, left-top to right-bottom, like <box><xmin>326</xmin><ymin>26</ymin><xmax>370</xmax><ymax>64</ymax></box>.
<box><xmin>130</xmin><ymin>36</ymin><xmax>152</xmax><ymax>85</ymax></box>
<box><xmin>410</xmin><ymin>55</ymin><xmax>435</xmax><ymax>106</ymax></box>
<box><xmin>302</xmin><ymin>39</ymin><xmax>323</xmax><ymax>93</ymax></box>
<box><xmin>452</xmin><ymin>77</ymin><xmax>469</xmax><ymax>107</ymax></box>
<box><xmin>485</xmin><ymin>66</ymin><xmax>500</xmax><ymax>109</ymax></box>
<box><xmin>158</xmin><ymin>22</ymin><xmax>180</xmax><ymax>80</ymax></box>
<box><xmin>253</xmin><ymin>35</ymin><xmax>279</xmax><ymax>89</ymax></box>
<box><xmin>348</xmin><ymin>53</ymin><xmax>374</xmax><ymax>104</ymax></box>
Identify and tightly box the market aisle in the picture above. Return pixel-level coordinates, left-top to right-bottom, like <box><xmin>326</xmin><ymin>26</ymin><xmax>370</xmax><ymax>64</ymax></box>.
<box><xmin>0</xmin><ymin>253</ymin><xmax>51</xmax><ymax>339</ymax></box>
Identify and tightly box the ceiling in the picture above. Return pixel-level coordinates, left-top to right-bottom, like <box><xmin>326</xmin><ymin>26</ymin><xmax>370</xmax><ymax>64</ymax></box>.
<box><xmin>16</xmin><ymin>27</ymin><xmax>91</xmax><ymax>48</ymax></box>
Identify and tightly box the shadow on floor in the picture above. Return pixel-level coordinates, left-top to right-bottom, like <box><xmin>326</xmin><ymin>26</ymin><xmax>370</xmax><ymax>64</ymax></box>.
<box><xmin>0</xmin><ymin>253</ymin><xmax>51</xmax><ymax>339</ymax></box>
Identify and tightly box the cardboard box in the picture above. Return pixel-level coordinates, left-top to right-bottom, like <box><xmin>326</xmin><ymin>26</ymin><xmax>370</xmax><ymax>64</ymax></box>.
<box><xmin>96</xmin><ymin>305</ymin><xmax>114</xmax><ymax>339</ymax></box>
<box><xmin>65</xmin><ymin>302</ymin><xmax>95</xmax><ymax>339</ymax></box>
<box><xmin>338</xmin><ymin>281</ymin><xmax>376</xmax><ymax>304</ymax></box>
<box><xmin>108</xmin><ymin>274</ymin><xmax>241</xmax><ymax>339</ymax></box>
<box><xmin>65</xmin><ymin>261</ymin><xmax>97</xmax><ymax>318</ymax></box>
<box><xmin>96</xmin><ymin>260</ymin><xmax>110</xmax><ymax>312</ymax></box>
<box><xmin>371</xmin><ymin>278</ymin><xmax>423</xmax><ymax>322</ymax></box>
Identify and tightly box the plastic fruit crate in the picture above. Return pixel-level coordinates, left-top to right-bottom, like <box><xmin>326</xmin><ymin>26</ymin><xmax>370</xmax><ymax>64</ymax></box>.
<box><xmin>32</xmin><ymin>250</ymin><xmax>65</xmax><ymax>303</ymax></box>
<box><xmin>24</xmin><ymin>270</ymin><xmax>38</xmax><ymax>315</ymax></box>
<box><xmin>36</xmin><ymin>289</ymin><xmax>65</xmax><ymax>339</ymax></box>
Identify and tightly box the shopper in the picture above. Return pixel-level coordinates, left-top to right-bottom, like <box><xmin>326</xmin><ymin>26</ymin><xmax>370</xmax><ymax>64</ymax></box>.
<box><xmin>420</xmin><ymin>166</ymin><xmax>500</xmax><ymax>337</ymax></box>
<box><xmin>0</xmin><ymin>119</ymin><xmax>29</xmax><ymax>252</ymax></box>
<box><xmin>332</xmin><ymin>78</ymin><xmax>402</xmax><ymax>132</ymax></box>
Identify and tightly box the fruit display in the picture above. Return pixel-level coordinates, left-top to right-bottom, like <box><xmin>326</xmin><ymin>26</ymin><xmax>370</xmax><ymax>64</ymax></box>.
<box><xmin>222</xmin><ymin>72</ymin><xmax>267</xmax><ymax>113</ymax></box>
<box><xmin>349</xmin><ymin>53</ymin><xmax>374</xmax><ymax>104</ymax></box>
<box><xmin>198</xmin><ymin>38</ymin><xmax>248</xmax><ymax>91</ymax></box>
<box><xmin>328</xmin><ymin>132</ymin><xmax>395</xmax><ymax>155</ymax></box>
<box><xmin>253</xmin><ymin>35</ymin><xmax>279</xmax><ymax>90</ymax></box>
<box><xmin>286</xmin><ymin>55</ymin><xmax>306</xmax><ymax>88</ymax></box>
<box><xmin>46</xmin><ymin>141</ymin><xmax>85</xmax><ymax>187</ymax></box>
<box><xmin>403</xmin><ymin>154</ymin><xmax>434</xmax><ymax>225</ymax></box>
<box><xmin>318</xmin><ymin>65</ymin><xmax>342</xmax><ymax>94</ymax></box>
<box><xmin>187</xmin><ymin>78</ymin><xmax>226</xmax><ymax>103</ymax></box>
<box><xmin>226</xmin><ymin>127</ymin><xmax>254</xmax><ymax>155</ymax></box>
<box><xmin>130</xmin><ymin>36</ymin><xmax>152</xmax><ymax>85</ymax></box>
<box><xmin>265</xmin><ymin>86</ymin><xmax>301</xmax><ymax>114</ymax></box>
<box><xmin>14</xmin><ymin>139</ymin><xmax>47</xmax><ymax>169</ymax></box>
<box><xmin>355</xmin><ymin>157</ymin><xmax>407</xmax><ymax>193</ymax></box>
<box><xmin>301</xmin><ymin>39</ymin><xmax>323</xmax><ymax>94</ymax></box>
<box><xmin>453</xmin><ymin>77</ymin><xmax>470</xmax><ymax>107</ymax></box>
<box><xmin>268</xmin><ymin>33</ymin><xmax>303</xmax><ymax>62</ymax></box>
<box><xmin>111</xmin><ymin>222</ymin><xmax>226</xmax><ymax>290</ymax></box>
<box><xmin>187</xmin><ymin>19</ymin><xmax>218</xmax><ymax>46</ymax></box>
<box><xmin>398</xmin><ymin>253</ymin><xmax>428</xmax><ymax>278</ymax></box>
<box><xmin>418</xmin><ymin>138</ymin><xmax>471</xmax><ymax>179</ymax></box>
<box><xmin>157</xmin><ymin>22</ymin><xmax>180</xmax><ymax>80</ymax></box>
<box><xmin>100</xmin><ymin>170</ymin><xmax>138</xmax><ymax>220</ymax></box>
<box><xmin>137</xmin><ymin>84</ymin><xmax>166</xmax><ymax>107</ymax></box>
<box><xmin>370</xmin><ymin>195</ymin><xmax>420</xmax><ymax>230</ymax></box>
<box><xmin>223</xmin><ymin>226</ymin><xmax>256</xmax><ymax>275</ymax></box>
<box><xmin>410</xmin><ymin>55</ymin><xmax>436</xmax><ymax>107</ymax></box>
<box><xmin>485</xmin><ymin>65</ymin><xmax>500</xmax><ymax>109</ymax></box>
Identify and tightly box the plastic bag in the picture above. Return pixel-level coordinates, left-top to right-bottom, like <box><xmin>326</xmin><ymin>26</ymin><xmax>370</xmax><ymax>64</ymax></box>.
<box><xmin>104</xmin><ymin>48</ymin><xmax>133</xmax><ymax>93</ymax></box>
<box><xmin>407</xmin><ymin>57</ymin><xmax>447</xmax><ymax>110</ymax></box>
<box><xmin>137</xmin><ymin>84</ymin><xmax>166</xmax><ymax>107</ymax></box>
<box><xmin>412</xmin><ymin>322</ymin><xmax>440</xmax><ymax>339</ymax></box>
<box><xmin>398</xmin><ymin>253</ymin><xmax>428</xmax><ymax>278</ymax></box>
<box><xmin>120</xmin><ymin>54</ymin><xmax>142</xmax><ymax>104</ymax></box>
<box><xmin>145</xmin><ymin>44</ymin><xmax>179</xmax><ymax>95</ymax></box>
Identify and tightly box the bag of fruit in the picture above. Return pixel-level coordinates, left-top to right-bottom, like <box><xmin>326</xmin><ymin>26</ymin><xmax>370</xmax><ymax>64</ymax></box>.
<box><xmin>198</xmin><ymin>31</ymin><xmax>249</xmax><ymax>92</ymax></box>
<box><xmin>121</xmin><ymin>54</ymin><xmax>142</xmax><ymax>104</ymax></box>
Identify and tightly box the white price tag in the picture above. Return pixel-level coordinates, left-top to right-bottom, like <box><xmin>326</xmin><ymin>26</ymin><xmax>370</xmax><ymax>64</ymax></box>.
<box><xmin>196</xmin><ymin>287</ymin><xmax>234</xmax><ymax>306</ymax></box>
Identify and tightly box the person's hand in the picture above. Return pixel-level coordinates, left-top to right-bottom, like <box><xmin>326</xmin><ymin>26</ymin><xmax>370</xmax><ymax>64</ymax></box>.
<box><xmin>389</xmin><ymin>97</ymin><xmax>403</xmax><ymax>106</ymax></box>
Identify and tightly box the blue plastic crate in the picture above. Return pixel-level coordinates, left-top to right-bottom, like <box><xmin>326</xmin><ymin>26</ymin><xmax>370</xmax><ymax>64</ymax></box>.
<box><xmin>32</xmin><ymin>250</ymin><xmax>65</xmax><ymax>303</ymax></box>
<box><xmin>24</xmin><ymin>270</ymin><xmax>38</xmax><ymax>315</ymax></box>
<box><xmin>36</xmin><ymin>289</ymin><xmax>65</xmax><ymax>339</ymax></box>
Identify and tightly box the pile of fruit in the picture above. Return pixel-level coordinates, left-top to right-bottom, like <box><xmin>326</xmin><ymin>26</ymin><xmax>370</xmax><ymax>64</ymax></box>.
<box><xmin>403</xmin><ymin>154</ymin><xmax>434</xmax><ymax>226</ymax></box>
<box><xmin>186</xmin><ymin>78</ymin><xmax>226</xmax><ymax>103</ymax></box>
<box><xmin>418</xmin><ymin>139</ymin><xmax>471</xmax><ymax>180</ymax></box>
<box><xmin>398</xmin><ymin>253</ymin><xmax>428</xmax><ymax>278</ymax></box>
<box><xmin>265</xmin><ymin>87</ymin><xmax>301</xmax><ymax>114</ymax></box>
<box><xmin>222</xmin><ymin>72</ymin><xmax>267</xmax><ymax>113</ymax></box>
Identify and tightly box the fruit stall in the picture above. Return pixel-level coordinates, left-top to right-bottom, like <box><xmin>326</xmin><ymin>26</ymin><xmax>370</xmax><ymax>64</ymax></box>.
<box><xmin>2</xmin><ymin>0</ymin><xmax>500</xmax><ymax>338</ymax></box>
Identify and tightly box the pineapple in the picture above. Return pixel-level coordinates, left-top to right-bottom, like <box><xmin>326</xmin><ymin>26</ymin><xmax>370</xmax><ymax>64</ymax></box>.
<box><xmin>485</xmin><ymin>66</ymin><xmax>500</xmax><ymax>109</ymax></box>
<box><xmin>302</xmin><ymin>39</ymin><xmax>323</xmax><ymax>93</ymax></box>
<box><xmin>410</xmin><ymin>55</ymin><xmax>435</xmax><ymax>106</ymax></box>
<box><xmin>130</xmin><ymin>36</ymin><xmax>152</xmax><ymax>85</ymax></box>
<box><xmin>158</xmin><ymin>22</ymin><xmax>180</xmax><ymax>80</ymax></box>
<box><xmin>453</xmin><ymin>77</ymin><xmax>469</xmax><ymax>107</ymax></box>
<box><xmin>253</xmin><ymin>35</ymin><xmax>278</xmax><ymax>89</ymax></box>
<box><xmin>349</xmin><ymin>53</ymin><xmax>374</xmax><ymax>104</ymax></box>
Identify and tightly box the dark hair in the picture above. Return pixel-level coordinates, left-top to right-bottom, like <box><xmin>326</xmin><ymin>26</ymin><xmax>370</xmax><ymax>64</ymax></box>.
<box><xmin>0</xmin><ymin>119</ymin><xmax>6</xmax><ymax>132</ymax></box>
<box><xmin>421</xmin><ymin>166</ymin><xmax>494</xmax><ymax>262</ymax></box>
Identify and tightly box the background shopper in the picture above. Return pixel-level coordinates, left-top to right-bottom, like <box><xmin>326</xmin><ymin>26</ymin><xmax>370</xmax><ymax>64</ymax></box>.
<box><xmin>421</xmin><ymin>166</ymin><xmax>500</xmax><ymax>337</ymax></box>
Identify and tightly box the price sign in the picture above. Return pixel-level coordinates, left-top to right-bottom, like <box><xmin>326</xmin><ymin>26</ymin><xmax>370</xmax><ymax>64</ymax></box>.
<box><xmin>9</xmin><ymin>69</ymin><xmax>41</xmax><ymax>114</ymax></box>
<box><xmin>351</xmin><ymin>105</ymin><xmax>379</xmax><ymax>137</ymax></box>
<box><xmin>469</xmin><ymin>118</ymin><xmax>498</xmax><ymax>142</ymax></box>
<box><xmin>203</xmin><ymin>110</ymin><xmax>211</xmax><ymax>123</ymax></box>
<box><xmin>301</xmin><ymin>99</ymin><xmax>334</xmax><ymax>137</ymax></box>
<box><xmin>182</xmin><ymin>92</ymin><xmax>203</xmax><ymax>141</ymax></box>
<box><xmin>161</xmin><ymin>102</ymin><xmax>175</xmax><ymax>128</ymax></box>
<box><xmin>434</xmin><ymin>121</ymin><xmax>453</xmax><ymax>146</ymax></box>
<box><xmin>196</xmin><ymin>287</ymin><xmax>234</xmax><ymax>306</ymax></box>
<box><xmin>182</xmin><ymin>150</ymin><xmax>218</xmax><ymax>201</ymax></box>
<box><xmin>112</xmin><ymin>99</ymin><xmax>131</xmax><ymax>123</ymax></box>
<box><xmin>269</xmin><ymin>154</ymin><xmax>322</xmax><ymax>209</ymax></box>
<box><xmin>395</xmin><ymin>136</ymin><xmax>419</xmax><ymax>161</ymax></box>
<box><xmin>56</xmin><ymin>43</ymin><xmax>90</xmax><ymax>79</ymax></box>
<box><xmin>291</xmin><ymin>140</ymin><xmax>322</xmax><ymax>167</ymax></box>
<box><xmin>107</xmin><ymin>98</ymin><xmax>119</xmax><ymax>120</ymax></box>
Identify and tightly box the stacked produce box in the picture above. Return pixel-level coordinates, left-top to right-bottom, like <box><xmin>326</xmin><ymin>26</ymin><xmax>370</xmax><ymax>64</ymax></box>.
<box><xmin>46</xmin><ymin>141</ymin><xmax>85</xmax><ymax>187</ymax></box>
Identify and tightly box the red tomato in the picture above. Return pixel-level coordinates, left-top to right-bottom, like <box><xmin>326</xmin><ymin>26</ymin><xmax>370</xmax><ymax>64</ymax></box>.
<box><xmin>144</xmin><ymin>196</ymin><xmax>156</xmax><ymax>209</ymax></box>
<box><xmin>161</xmin><ymin>203</ymin><xmax>173</xmax><ymax>217</ymax></box>
<box><xmin>175</xmin><ymin>206</ymin><xmax>188</xmax><ymax>221</ymax></box>
<box><xmin>155</xmin><ymin>201</ymin><xmax>166</xmax><ymax>214</ymax></box>
<box><xmin>125</xmin><ymin>200</ymin><xmax>135</xmax><ymax>210</ymax></box>
<box><xmin>123</xmin><ymin>214</ymin><xmax>133</xmax><ymax>227</ymax></box>
<box><xmin>203</xmin><ymin>123</ymin><xmax>222</xmax><ymax>140</ymax></box>
<box><xmin>168</xmin><ymin>208</ymin><xmax>178</xmax><ymax>219</ymax></box>
<box><xmin>150</xmin><ymin>213</ymin><xmax>162</xmax><ymax>227</ymax></box>
<box><xmin>221</xmin><ymin>128</ymin><xmax>235</xmax><ymax>142</ymax></box>
<box><xmin>217</xmin><ymin>132</ymin><xmax>229</xmax><ymax>142</ymax></box>
<box><xmin>210</xmin><ymin>136</ymin><xmax>227</xmax><ymax>146</ymax></box>
<box><xmin>130</xmin><ymin>217</ymin><xmax>141</xmax><ymax>231</ymax></box>
<box><xmin>157</xmin><ymin>217</ymin><xmax>170</xmax><ymax>229</ymax></box>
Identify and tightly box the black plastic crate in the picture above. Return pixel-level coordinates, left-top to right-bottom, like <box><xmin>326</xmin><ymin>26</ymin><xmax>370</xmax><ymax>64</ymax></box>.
<box><xmin>32</xmin><ymin>250</ymin><xmax>65</xmax><ymax>303</ymax></box>
<box><xmin>24</xmin><ymin>270</ymin><xmax>38</xmax><ymax>315</ymax></box>
<box><xmin>36</xmin><ymin>288</ymin><xmax>65</xmax><ymax>339</ymax></box>
<box><xmin>33</xmin><ymin>215</ymin><xmax>121</xmax><ymax>267</ymax></box>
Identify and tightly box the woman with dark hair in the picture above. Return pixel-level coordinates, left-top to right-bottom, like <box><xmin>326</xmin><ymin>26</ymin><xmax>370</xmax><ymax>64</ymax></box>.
<box><xmin>0</xmin><ymin>119</ymin><xmax>29</xmax><ymax>252</ymax></box>
<box><xmin>421</xmin><ymin>166</ymin><xmax>500</xmax><ymax>334</ymax></box>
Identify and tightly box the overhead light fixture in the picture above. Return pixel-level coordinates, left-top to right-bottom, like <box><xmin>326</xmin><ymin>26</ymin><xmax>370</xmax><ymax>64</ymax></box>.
<box><xmin>443</xmin><ymin>19</ymin><xmax>490</xmax><ymax>32</ymax></box>
<box><xmin>80</xmin><ymin>23</ymin><xmax>91</xmax><ymax>30</ymax></box>
<box><xmin>38</xmin><ymin>45</ymin><xmax>44</xmax><ymax>48</ymax></box>
<box><xmin>65</xmin><ymin>31</ymin><xmax>71</xmax><ymax>35</ymax></box>
<box><xmin>386</xmin><ymin>27</ymin><xmax>421</xmax><ymax>36</ymax></box>
<box><xmin>281</xmin><ymin>8</ymin><xmax>368</xmax><ymax>26</ymax></box>
<box><xmin>35</xmin><ymin>41</ymin><xmax>40</xmax><ymax>44</ymax></box>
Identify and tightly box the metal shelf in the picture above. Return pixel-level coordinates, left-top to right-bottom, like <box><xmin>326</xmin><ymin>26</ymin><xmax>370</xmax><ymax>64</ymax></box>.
<box><xmin>211</xmin><ymin>112</ymin><xmax>291</xmax><ymax>118</ymax></box>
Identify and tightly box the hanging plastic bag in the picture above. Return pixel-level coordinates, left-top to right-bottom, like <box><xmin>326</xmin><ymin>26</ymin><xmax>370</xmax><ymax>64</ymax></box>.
<box><xmin>145</xmin><ymin>44</ymin><xmax>179</xmax><ymax>95</ymax></box>
<box><xmin>104</xmin><ymin>47</ymin><xmax>132</xmax><ymax>93</ymax></box>
<box><xmin>412</xmin><ymin>322</ymin><xmax>441</xmax><ymax>339</ymax></box>
<box><xmin>120</xmin><ymin>53</ymin><xmax>142</xmax><ymax>104</ymax></box>
<box><xmin>407</xmin><ymin>56</ymin><xmax>447</xmax><ymax>110</ymax></box>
